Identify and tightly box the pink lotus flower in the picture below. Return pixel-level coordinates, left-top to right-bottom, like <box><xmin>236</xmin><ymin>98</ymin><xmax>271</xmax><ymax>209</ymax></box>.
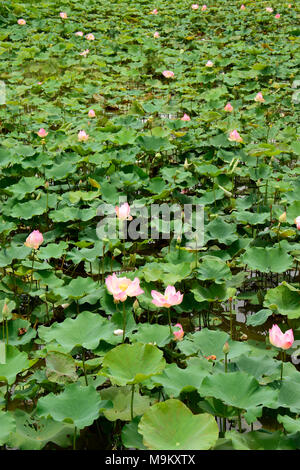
<box><xmin>24</xmin><ymin>230</ymin><xmax>44</xmax><ymax>250</ymax></box>
<box><xmin>59</xmin><ymin>12</ymin><xmax>68</xmax><ymax>19</ymax></box>
<box><xmin>201</xmin><ymin>4</ymin><xmax>207</xmax><ymax>11</ymax></box>
<box><xmin>240</xmin><ymin>4</ymin><xmax>245</xmax><ymax>10</ymax></box>
<box><xmin>150</xmin><ymin>9</ymin><xmax>158</xmax><ymax>14</ymax></box>
<box><xmin>17</xmin><ymin>19</ymin><xmax>26</xmax><ymax>25</ymax></box>
<box><xmin>266</xmin><ymin>7</ymin><xmax>273</xmax><ymax>13</ymax></box>
<box><xmin>153</xmin><ymin>31</ymin><xmax>160</xmax><ymax>38</ymax></box>
<box><xmin>228</xmin><ymin>129</ymin><xmax>243</xmax><ymax>143</ymax></box>
<box><xmin>295</xmin><ymin>216</ymin><xmax>300</xmax><ymax>230</ymax></box>
<box><xmin>88</xmin><ymin>109</ymin><xmax>96</xmax><ymax>118</ymax></box>
<box><xmin>78</xmin><ymin>130</ymin><xmax>89</xmax><ymax>142</ymax></box>
<box><xmin>37</xmin><ymin>128</ymin><xmax>48</xmax><ymax>138</ymax></box>
<box><xmin>191</xmin><ymin>4</ymin><xmax>199</xmax><ymax>10</ymax></box>
<box><xmin>173</xmin><ymin>323</ymin><xmax>184</xmax><ymax>341</ymax></box>
<box><xmin>255</xmin><ymin>92</ymin><xmax>265</xmax><ymax>103</ymax></box>
<box><xmin>79</xmin><ymin>49</ymin><xmax>89</xmax><ymax>57</ymax></box>
<box><xmin>86</xmin><ymin>33</ymin><xmax>95</xmax><ymax>40</ymax></box>
<box><xmin>269</xmin><ymin>324</ymin><xmax>294</xmax><ymax>350</ymax></box>
<box><xmin>115</xmin><ymin>202</ymin><xmax>132</xmax><ymax>221</ymax></box>
<box><xmin>162</xmin><ymin>70</ymin><xmax>174</xmax><ymax>78</ymax></box>
<box><xmin>106</xmin><ymin>273</ymin><xmax>144</xmax><ymax>302</ymax></box>
<box><xmin>75</xmin><ymin>31</ymin><xmax>84</xmax><ymax>36</ymax></box>
<box><xmin>224</xmin><ymin>102</ymin><xmax>233</xmax><ymax>112</ymax></box>
<box><xmin>151</xmin><ymin>286</ymin><xmax>183</xmax><ymax>308</ymax></box>
<box><xmin>275</xmin><ymin>13</ymin><xmax>281</xmax><ymax>18</ymax></box>
<box><xmin>205</xmin><ymin>60</ymin><xmax>213</xmax><ymax>67</ymax></box>
<box><xmin>181</xmin><ymin>113</ymin><xmax>191</xmax><ymax>121</ymax></box>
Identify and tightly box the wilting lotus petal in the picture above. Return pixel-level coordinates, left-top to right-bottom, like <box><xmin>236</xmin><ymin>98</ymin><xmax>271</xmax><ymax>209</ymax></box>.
<box><xmin>106</xmin><ymin>273</ymin><xmax>144</xmax><ymax>302</ymax></box>
<box><xmin>24</xmin><ymin>230</ymin><xmax>43</xmax><ymax>250</ymax></box>
<box><xmin>151</xmin><ymin>286</ymin><xmax>183</xmax><ymax>308</ymax></box>
<box><xmin>269</xmin><ymin>324</ymin><xmax>294</xmax><ymax>350</ymax></box>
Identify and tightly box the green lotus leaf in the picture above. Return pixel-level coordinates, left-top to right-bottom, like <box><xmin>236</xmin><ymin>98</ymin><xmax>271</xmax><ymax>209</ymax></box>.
<box><xmin>101</xmin><ymin>343</ymin><xmax>166</xmax><ymax>386</ymax></box>
<box><xmin>264</xmin><ymin>285</ymin><xmax>300</xmax><ymax>319</ymax></box>
<box><xmin>278</xmin><ymin>415</ymin><xmax>300</xmax><ymax>434</ymax></box>
<box><xmin>177</xmin><ymin>329</ymin><xmax>251</xmax><ymax>360</ymax></box>
<box><xmin>196</xmin><ymin>256</ymin><xmax>232</xmax><ymax>283</ymax></box>
<box><xmin>150</xmin><ymin>358</ymin><xmax>212</xmax><ymax>397</ymax></box>
<box><xmin>54</xmin><ymin>276</ymin><xmax>96</xmax><ymax>300</ymax></box>
<box><xmin>246</xmin><ymin>308</ymin><xmax>273</xmax><ymax>326</ymax></box>
<box><xmin>241</xmin><ymin>247</ymin><xmax>293</xmax><ymax>273</ymax></box>
<box><xmin>207</xmin><ymin>218</ymin><xmax>238</xmax><ymax>245</ymax></box>
<box><xmin>0</xmin><ymin>411</ymin><xmax>16</xmax><ymax>446</ymax></box>
<box><xmin>0</xmin><ymin>345</ymin><xmax>30</xmax><ymax>385</ymax></box>
<box><xmin>38</xmin><ymin>311</ymin><xmax>116</xmax><ymax>352</ymax></box>
<box><xmin>200</xmin><ymin>372</ymin><xmax>278</xmax><ymax>423</ymax></box>
<box><xmin>7</xmin><ymin>410</ymin><xmax>73</xmax><ymax>450</ymax></box>
<box><xmin>122</xmin><ymin>417</ymin><xmax>147</xmax><ymax>450</ymax></box>
<box><xmin>129</xmin><ymin>323</ymin><xmax>172</xmax><ymax>347</ymax></box>
<box><xmin>36</xmin><ymin>383</ymin><xmax>111</xmax><ymax>430</ymax></box>
<box><xmin>223</xmin><ymin>429</ymin><xmax>300</xmax><ymax>450</ymax></box>
<box><xmin>138</xmin><ymin>399</ymin><xmax>219</xmax><ymax>450</ymax></box>
<box><xmin>100</xmin><ymin>386</ymin><xmax>151</xmax><ymax>421</ymax></box>
<box><xmin>45</xmin><ymin>351</ymin><xmax>78</xmax><ymax>384</ymax></box>
<box><xmin>0</xmin><ymin>319</ymin><xmax>36</xmax><ymax>346</ymax></box>
<box><xmin>277</xmin><ymin>377</ymin><xmax>300</xmax><ymax>413</ymax></box>
<box><xmin>233</xmin><ymin>354</ymin><xmax>280</xmax><ymax>381</ymax></box>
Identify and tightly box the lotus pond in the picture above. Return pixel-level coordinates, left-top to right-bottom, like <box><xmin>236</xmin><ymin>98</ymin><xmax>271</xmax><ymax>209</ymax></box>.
<box><xmin>0</xmin><ymin>0</ymin><xmax>300</xmax><ymax>452</ymax></box>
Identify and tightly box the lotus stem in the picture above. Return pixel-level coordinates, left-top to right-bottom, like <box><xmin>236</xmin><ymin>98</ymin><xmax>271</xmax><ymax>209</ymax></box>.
<box><xmin>122</xmin><ymin>302</ymin><xmax>126</xmax><ymax>343</ymax></box>
<box><xmin>167</xmin><ymin>308</ymin><xmax>172</xmax><ymax>335</ymax></box>
<box><xmin>130</xmin><ymin>384</ymin><xmax>135</xmax><ymax>420</ymax></box>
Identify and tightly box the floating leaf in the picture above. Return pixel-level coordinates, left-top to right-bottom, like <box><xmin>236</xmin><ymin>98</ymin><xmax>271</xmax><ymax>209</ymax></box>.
<box><xmin>138</xmin><ymin>399</ymin><xmax>219</xmax><ymax>450</ymax></box>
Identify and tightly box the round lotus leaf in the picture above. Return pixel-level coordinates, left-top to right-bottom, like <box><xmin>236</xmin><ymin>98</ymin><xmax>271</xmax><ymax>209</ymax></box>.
<box><xmin>138</xmin><ymin>399</ymin><xmax>219</xmax><ymax>450</ymax></box>
<box><xmin>101</xmin><ymin>343</ymin><xmax>166</xmax><ymax>386</ymax></box>
<box><xmin>36</xmin><ymin>383</ymin><xmax>111</xmax><ymax>430</ymax></box>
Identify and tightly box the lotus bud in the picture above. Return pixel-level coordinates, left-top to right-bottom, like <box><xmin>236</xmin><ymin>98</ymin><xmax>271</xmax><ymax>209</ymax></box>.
<box><xmin>279</xmin><ymin>212</ymin><xmax>286</xmax><ymax>223</ymax></box>
<box><xmin>223</xmin><ymin>341</ymin><xmax>230</xmax><ymax>354</ymax></box>
<box><xmin>2</xmin><ymin>301</ymin><xmax>10</xmax><ymax>318</ymax></box>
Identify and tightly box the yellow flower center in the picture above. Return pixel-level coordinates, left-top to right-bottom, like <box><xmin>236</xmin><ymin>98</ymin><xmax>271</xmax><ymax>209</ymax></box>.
<box><xmin>119</xmin><ymin>282</ymin><xmax>129</xmax><ymax>291</ymax></box>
